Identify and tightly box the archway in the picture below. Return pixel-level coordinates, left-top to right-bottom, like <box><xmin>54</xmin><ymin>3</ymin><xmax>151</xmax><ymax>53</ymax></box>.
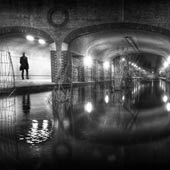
<box><xmin>61</xmin><ymin>23</ymin><xmax>170</xmax><ymax>84</ymax></box>
<box><xmin>0</xmin><ymin>26</ymin><xmax>55</xmax><ymax>86</ymax></box>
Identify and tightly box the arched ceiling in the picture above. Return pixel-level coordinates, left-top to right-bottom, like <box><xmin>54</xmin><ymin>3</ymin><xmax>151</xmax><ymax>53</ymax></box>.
<box><xmin>69</xmin><ymin>28</ymin><xmax>170</xmax><ymax>72</ymax></box>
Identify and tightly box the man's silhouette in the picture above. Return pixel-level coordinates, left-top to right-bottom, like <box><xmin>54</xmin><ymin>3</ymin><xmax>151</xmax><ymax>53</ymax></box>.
<box><xmin>20</xmin><ymin>52</ymin><xmax>29</xmax><ymax>80</ymax></box>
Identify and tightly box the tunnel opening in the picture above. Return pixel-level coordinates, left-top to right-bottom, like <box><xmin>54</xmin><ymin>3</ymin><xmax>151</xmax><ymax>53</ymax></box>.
<box><xmin>0</xmin><ymin>26</ymin><xmax>55</xmax><ymax>90</ymax></box>
<box><xmin>61</xmin><ymin>23</ymin><xmax>170</xmax><ymax>84</ymax></box>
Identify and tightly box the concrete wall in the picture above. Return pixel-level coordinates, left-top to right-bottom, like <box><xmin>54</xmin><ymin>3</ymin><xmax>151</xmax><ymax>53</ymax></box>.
<box><xmin>0</xmin><ymin>37</ymin><xmax>51</xmax><ymax>80</ymax></box>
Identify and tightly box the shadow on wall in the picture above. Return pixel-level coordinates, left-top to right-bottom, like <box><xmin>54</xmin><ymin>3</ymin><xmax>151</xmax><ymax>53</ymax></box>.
<box><xmin>0</xmin><ymin>36</ymin><xmax>51</xmax><ymax>81</ymax></box>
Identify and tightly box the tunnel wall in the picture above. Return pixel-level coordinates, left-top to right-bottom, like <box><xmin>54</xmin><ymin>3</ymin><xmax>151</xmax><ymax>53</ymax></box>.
<box><xmin>0</xmin><ymin>0</ymin><xmax>170</xmax><ymax>82</ymax></box>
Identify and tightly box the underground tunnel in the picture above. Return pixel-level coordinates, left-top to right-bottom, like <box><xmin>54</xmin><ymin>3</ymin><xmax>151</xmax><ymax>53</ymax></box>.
<box><xmin>1</xmin><ymin>0</ymin><xmax>170</xmax><ymax>169</ymax></box>
<box><xmin>61</xmin><ymin>24</ymin><xmax>170</xmax><ymax>84</ymax></box>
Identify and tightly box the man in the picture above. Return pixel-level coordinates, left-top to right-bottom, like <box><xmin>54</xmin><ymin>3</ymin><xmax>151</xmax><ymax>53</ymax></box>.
<box><xmin>20</xmin><ymin>52</ymin><xmax>29</xmax><ymax>80</ymax></box>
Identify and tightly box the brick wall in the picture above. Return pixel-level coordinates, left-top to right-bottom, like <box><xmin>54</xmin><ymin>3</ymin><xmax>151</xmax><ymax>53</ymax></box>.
<box><xmin>51</xmin><ymin>51</ymin><xmax>58</xmax><ymax>82</ymax></box>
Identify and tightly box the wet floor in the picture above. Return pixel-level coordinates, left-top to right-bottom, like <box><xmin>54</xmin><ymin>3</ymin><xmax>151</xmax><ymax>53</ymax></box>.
<box><xmin>1</xmin><ymin>79</ymin><xmax>170</xmax><ymax>169</ymax></box>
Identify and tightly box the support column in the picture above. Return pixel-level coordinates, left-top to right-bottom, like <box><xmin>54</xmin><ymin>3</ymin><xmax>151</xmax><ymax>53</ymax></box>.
<box><xmin>51</xmin><ymin>50</ymin><xmax>60</xmax><ymax>83</ymax></box>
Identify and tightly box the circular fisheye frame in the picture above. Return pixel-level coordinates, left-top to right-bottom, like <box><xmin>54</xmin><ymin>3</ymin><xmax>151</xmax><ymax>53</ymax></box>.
<box><xmin>47</xmin><ymin>7</ymin><xmax>69</xmax><ymax>28</ymax></box>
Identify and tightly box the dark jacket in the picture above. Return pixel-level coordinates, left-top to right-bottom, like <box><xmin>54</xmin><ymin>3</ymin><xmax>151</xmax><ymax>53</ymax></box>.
<box><xmin>20</xmin><ymin>56</ymin><xmax>29</xmax><ymax>70</ymax></box>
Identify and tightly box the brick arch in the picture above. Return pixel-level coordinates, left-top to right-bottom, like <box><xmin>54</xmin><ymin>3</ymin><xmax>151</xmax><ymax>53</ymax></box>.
<box><xmin>0</xmin><ymin>26</ymin><xmax>54</xmax><ymax>43</ymax></box>
<box><xmin>63</xmin><ymin>22</ymin><xmax>170</xmax><ymax>45</ymax></box>
<box><xmin>59</xmin><ymin>22</ymin><xmax>170</xmax><ymax>84</ymax></box>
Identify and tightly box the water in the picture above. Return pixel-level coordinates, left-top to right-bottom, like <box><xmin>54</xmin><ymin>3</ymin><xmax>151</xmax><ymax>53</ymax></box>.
<box><xmin>0</xmin><ymin>79</ymin><xmax>170</xmax><ymax>169</ymax></box>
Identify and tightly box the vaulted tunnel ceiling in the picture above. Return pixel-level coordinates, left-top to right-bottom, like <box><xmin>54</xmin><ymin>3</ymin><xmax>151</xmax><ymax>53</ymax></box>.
<box><xmin>69</xmin><ymin>28</ymin><xmax>170</xmax><ymax>72</ymax></box>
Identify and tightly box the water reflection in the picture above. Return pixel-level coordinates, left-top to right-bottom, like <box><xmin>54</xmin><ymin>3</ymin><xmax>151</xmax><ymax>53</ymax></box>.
<box><xmin>64</xmin><ymin>81</ymin><xmax>170</xmax><ymax>144</ymax></box>
<box><xmin>162</xmin><ymin>95</ymin><xmax>168</xmax><ymax>103</ymax></box>
<box><xmin>104</xmin><ymin>95</ymin><xmax>109</xmax><ymax>104</ymax></box>
<box><xmin>1</xmin><ymin>80</ymin><xmax>170</xmax><ymax>168</ymax></box>
<box><xmin>18</xmin><ymin>119</ymin><xmax>53</xmax><ymax>145</ymax></box>
<box><xmin>84</xmin><ymin>102</ymin><xmax>93</xmax><ymax>113</ymax></box>
<box><xmin>0</xmin><ymin>95</ymin><xmax>16</xmax><ymax>135</ymax></box>
<box><xmin>166</xmin><ymin>102</ymin><xmax>170</xmax><ymax>111</ymax></box>
<box><xmin>0</xmin><ymin>95</ymin><xmax>18</xmax><ymax>168</ymax></box>
<box><xmin>22</xmin><ymin>94</ymin><xmax>30</xmax><ymax>114</ymax></box>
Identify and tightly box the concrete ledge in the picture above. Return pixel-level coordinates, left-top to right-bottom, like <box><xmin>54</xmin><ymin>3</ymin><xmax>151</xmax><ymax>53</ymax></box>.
<box><xmin>0</xmin><ymin>80</ymin><xmax>113</xmax><ymax>95</ymax></box>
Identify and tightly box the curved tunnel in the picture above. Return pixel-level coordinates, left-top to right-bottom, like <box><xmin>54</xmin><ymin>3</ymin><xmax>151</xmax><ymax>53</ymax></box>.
<box><xmin>61</xmin><ymin>23</ymin><xmax>170</xmax><ymax>83</ymax></box>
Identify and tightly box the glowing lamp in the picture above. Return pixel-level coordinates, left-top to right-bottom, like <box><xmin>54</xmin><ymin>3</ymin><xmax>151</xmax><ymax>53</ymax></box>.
<box><xmin>83</xmin><ymin>55</ymin><xmax>93</xmax><ymax>67</ymax></box>
<box><xmin>38</xmin><ymin>39</ymin><xmax>46</xmax><ymax>45</ymax></box>
<box><xmin>132</xmin><ymin>63</ymin><xmax>137</xmax><ymax>68</ymax></box>
<box><xmin>103</xmin><ymin>61</ymin><xmax>110</xmax><ymax>70</ymax></box>
<box><xmin>26</xmin><ymin>35</ymin><xmax>34</xmax><ymax>41</ymax></box>
<box><xmin>121</xmin><ymin>58</ymin><xmax>125</xmax><ymax>62</ymax></box>
<box><xmin>163</xmin><ymin>61</ymin><xmax>169</xmax><ymax>68</ymax></box>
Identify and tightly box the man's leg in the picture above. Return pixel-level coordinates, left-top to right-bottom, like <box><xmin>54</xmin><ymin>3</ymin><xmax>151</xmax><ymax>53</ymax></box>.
<box><xmin>21</xmin><ymin>70</ymin><xmax>24</xmax><ymax>80</ymax></box>
<box><xmin>26</xmin><ymin>69</ymin><xmax>29</xmax><ymax>79</ymax></box>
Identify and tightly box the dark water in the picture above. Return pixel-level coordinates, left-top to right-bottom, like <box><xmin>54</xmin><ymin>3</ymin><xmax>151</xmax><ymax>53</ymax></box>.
<box><xmin>1</xmin><ymin>80</ymin><xmax>170</xmax><ymax>169</ymax></box>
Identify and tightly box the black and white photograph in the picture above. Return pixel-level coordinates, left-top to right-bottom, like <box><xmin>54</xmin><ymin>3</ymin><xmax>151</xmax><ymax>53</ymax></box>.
<box><xmin>0</xmin><ymin>0</ymin><xmax>170</xmax><ymax>169</ymax></box>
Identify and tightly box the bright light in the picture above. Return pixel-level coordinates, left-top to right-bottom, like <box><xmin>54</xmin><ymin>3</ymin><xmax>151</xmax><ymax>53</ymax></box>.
<box><xmin>134</xmin><ymin>64</ymin><xmax>137</xmax><ymax>68</ymax></box>
<box><xmin>121</xmin><ymin>58</ymin><xmax>125</xmax><ymax>62</ymax></box>
<box><xmin>162</xmin><ymin>95</ymin><xmax>168</xmax><ymax>103</ymax></box>
<box><xmin>42</xmin><ymin>120</ymin><xmax>48</xmax><ymax>130</ymax></box>
<box><xmin>163</xmin><ymin>61</ymin><xmax>169</xmax><ymax>68</ymax></box>
<box><xmin>32</xmin><ymin>120</ymin><xmax>38</xmax><ymax>129</ymax></box>
<box><xmin>103</xmin><ymin>61</ymin><xmax>110</xmax><ymax>70</ymax></box>
<box><xmin>83</xmin><ymin>55</ymin><xmax>93</xmax><ymax>67</ymax></box>
<box><xmin>38</xmin><ymin>39</ymin><xmax>46</xmax><ymax>45</ymax></box>
<box><xmin>122</xmin><ymin>95</ymin><xmax>125</xmax><ymax>101</ymax></box>
<box><xmin>84</xmin><ymin>102</ymin><xmax>93</xmax><ymax>113</ymax></box>
<box><xmin>26</xmin><ymin>35</ymin><xmax>34</xmax><ymax>41</ymax></box>
<box><xmin>166</xmin><ymin>102</ymin><xmax>170</xmax><ymax>111</ymax></box>
<box><xmin>104</xmin><ymin>95</ymin><xmax>109</xmax><ymax>104</ymax></box>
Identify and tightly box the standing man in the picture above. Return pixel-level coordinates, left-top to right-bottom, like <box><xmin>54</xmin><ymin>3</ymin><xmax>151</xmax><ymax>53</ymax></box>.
<box><xmin>20</xmin><ymin>52</ymin><xmax>29</xmax><ymax>80</ymax></box>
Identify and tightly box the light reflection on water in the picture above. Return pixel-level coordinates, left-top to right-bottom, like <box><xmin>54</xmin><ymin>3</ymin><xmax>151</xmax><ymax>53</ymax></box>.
<box><xmin>1</xmin><ymin>80</ymin><xmax>170</xmax><ymax>168</ymax></box>
<box><xmin>18</xmin><ymin>119</ymin><xmax>53</xmax><ymax>145</ymax></box>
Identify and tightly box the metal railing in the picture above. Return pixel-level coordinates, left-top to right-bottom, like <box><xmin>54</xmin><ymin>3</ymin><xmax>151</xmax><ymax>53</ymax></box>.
<box><xmin>0</xmin><ymin>51</ymin><xmax>15</xmax><ymax>94</ymax></box>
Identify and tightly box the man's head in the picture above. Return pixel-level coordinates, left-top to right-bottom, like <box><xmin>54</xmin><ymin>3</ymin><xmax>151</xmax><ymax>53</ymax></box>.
<box><xmin>23</xmin><ymin>52</ymin><xmax>25</xmax><ymax>56</ymax></box>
